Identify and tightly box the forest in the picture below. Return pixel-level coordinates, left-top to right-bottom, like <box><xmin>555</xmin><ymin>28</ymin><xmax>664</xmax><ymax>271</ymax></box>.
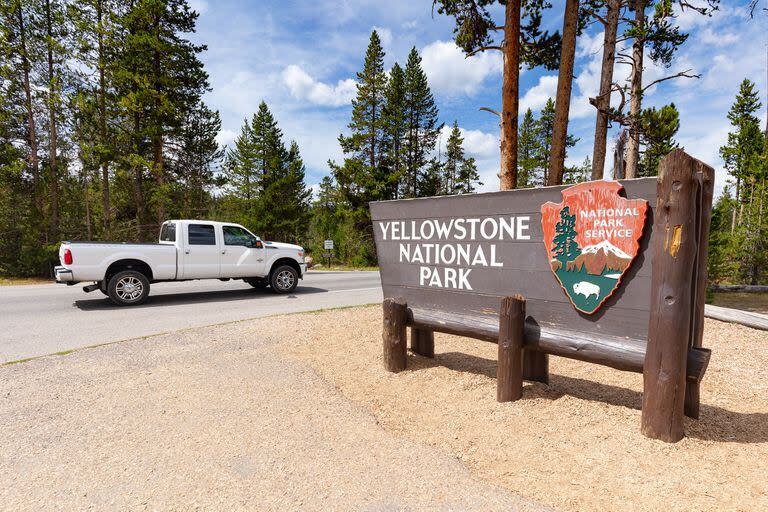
<box><xmin>0</xmin><ymin>0</ymin><xmax>766</xmax><ymax>284</ymax></box>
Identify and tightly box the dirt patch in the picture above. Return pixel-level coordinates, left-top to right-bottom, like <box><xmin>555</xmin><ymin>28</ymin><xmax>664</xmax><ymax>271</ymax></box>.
<box><xmin>284</xmin><ymin>306</ymin><xmax>768</xmax><ymax>512</ymax></box>
<box><xmin>711</xmin><ymin>291</ymin><xmax>768</xmax><ymax>314</ymax></box>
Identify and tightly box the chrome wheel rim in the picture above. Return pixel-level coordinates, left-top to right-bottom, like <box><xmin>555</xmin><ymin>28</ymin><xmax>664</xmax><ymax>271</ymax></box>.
<box><xmin>115</xmin><ymin>276</ymin><xmax>144</xmax><ymax>301</ymax></box>
<box><xmin>276</xmin><ymin>270</ymin><xmax>295</xmax><ymax>290</ymax></box>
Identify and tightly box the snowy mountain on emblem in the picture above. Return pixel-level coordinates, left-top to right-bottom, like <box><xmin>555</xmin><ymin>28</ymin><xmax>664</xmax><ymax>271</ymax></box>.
<box><xmin>580</xmin><ymin>240</ymin><xmax>631</xmax><ymax>259</ymax></box>
<box><xmin>566</xmin><ymin>240</ymin><xmax>633</xmax><ymax>275</ymax></box>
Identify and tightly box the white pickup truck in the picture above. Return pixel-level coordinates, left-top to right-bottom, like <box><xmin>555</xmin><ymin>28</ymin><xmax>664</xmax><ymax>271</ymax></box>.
<box><xmin>54</xmin><ymin>220</ymin><xmax>307</xmax><ymax>306</ymax></box>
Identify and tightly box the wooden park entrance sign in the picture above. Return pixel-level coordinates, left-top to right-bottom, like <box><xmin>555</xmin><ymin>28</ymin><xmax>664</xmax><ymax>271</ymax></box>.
<box><xmin>370</xmin><ymin>150</ymin><xmax>715</xmax><ymax>442</ymax></box>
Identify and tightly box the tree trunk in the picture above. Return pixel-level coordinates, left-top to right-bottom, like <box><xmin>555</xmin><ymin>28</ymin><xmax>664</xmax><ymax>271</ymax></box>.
<box><xmin>97</xmin><ymin>0</ymin><xmax>110</xmax><ymax>236</ymax></box>
<box><xmin>133</xmin><ymin>114</ymin><xmax>147</xmax><ymax>240</ymax></box>
<box><xmin>153</xmin><ymin>44</ymin><xmax>165</xmax><ymax>227</ymax></box>
<box><xmin>547</xmin><ymin>0</ymin><xmax>579</xmax><ymax>186</ymax></box>
<box><xmin>500</xmin><ymin>0</ymin><xmax>521</xmax><ymax>191</ymax></box>
<box><xmin>45</xmin><ymin>0</ymin><xmax>59</xmax><ymax>240</ymax></box>
<box><xmin>624</xmin><ymin>0</ymin><xmax>645</xmax><ymax>179</ymax></box>
<box><xmin>17</xmin><ymin>3</ymin><xmax>41</xmax><ymax>223</ymax></box>
<box><xmin>591</xmin><ymin>0</ymin><xmax>620</xmax><ymax>180</ymax></box>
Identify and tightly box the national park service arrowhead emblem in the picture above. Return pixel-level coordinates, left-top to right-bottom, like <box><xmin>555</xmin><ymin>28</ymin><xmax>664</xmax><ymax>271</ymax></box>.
<box><xmin>541</xmin><ymin>181</ymin><xmax>649</xmax><ymax>314</ymax></box>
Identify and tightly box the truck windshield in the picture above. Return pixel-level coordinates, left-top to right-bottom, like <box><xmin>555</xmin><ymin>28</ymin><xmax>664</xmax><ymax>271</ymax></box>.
<box><xmin>160</xmin><ymin>222</ymin><xmax>176</xmax><ymax>242</ymax></box>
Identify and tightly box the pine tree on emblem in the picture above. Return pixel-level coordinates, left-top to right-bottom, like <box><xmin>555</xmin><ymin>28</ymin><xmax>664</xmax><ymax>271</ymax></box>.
<box><xmin>553</xmin><ymin>206</ymin><xmax>581</xmax><ymax>264</ymax></box>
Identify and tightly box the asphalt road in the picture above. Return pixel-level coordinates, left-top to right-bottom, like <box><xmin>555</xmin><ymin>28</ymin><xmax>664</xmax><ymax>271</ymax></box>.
<box><xmin>0</xmin><ymin>271</ymin><xmax>382</xmax><ymax>363</ymax></box>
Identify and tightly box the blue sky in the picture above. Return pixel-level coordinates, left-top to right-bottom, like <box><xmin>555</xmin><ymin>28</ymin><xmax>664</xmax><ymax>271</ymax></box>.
<box><xmin>188</xmin><ymin>0</ymin><xmax>767</xmax><ymax>196</ymax></box>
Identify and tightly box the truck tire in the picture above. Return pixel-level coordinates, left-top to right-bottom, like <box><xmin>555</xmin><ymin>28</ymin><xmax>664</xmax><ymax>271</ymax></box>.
<box><xmin>107</xmin><ymin>270</ymin><xmax>150</xmax><ymax>306</ymax></box>
<box><xmin>270</xmin><ymin>265</ymin><xmax>298</xmax><ymax>294</ymax></box>
<box><xmin>246</xmin><ymin>277</ymin><xmax>269</xmax><ymax>289</ymax></box>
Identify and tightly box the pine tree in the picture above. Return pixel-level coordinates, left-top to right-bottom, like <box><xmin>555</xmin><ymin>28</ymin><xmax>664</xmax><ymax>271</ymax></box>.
<box><xmin>402</xmin><ymin>47</ymin><xmax>441</xmax><ymax>198</ymax></box>
<box><xmin>443</xmin><ymin>121</ymin><xmax>464</xmax><ymax>194</ymax></box>
<box><xmin>173</xmin><ymin>101</ymin><xmax>224</xmax><ymax>218</ymax></box>
<box><xmin>553</xmin><ymin>206</ymin><xmax>581</xmax><ymax>264</ymax></box>
<box><xmin>418</xmin><ymin>158</ymin><xmax>444</xmax><ymax>197</ymax></box>
<box><xmin>537</xmin><ymin>98</ymin><xmax>578</xmax><ymax>185</ymax></box>
<box><xmin>114</xmin><ymin>0</ymin><xmax>209</xmax><ymax>233</ymax></box>
<box><xmin>257</xmin><ymin>141</ymin><xmax>311</xmax><ymax>242</ymax></box>
<box><xmin>637</xmin><ymin>103</ymin><xmax>680</xmax><ymax>177</ymax></box>
<box><xmin>382</xmin><ymin>62</ymin><xmax>406</xmax><ymax>199</ymax></box>
<box><xmin>517</xmin><ymin>108</ymin><xmax>541</xmax><ymax>187</ymax></box>
<box><xmin>337</xmin><ymin>30</ymin><xmax>388</xmax><ymax>200</ymax></box>
<box><xmin>457</xmin><ymin>156</ymin><xmax>482</xmax><ymax>193</ymax></box>
<box><xmin>720</xmin><ymin>79</ymin><xmax>764</xmax><ymax>231</ymax></box>
<box><xmin>434</xmin><ymin>0</ymin><xmax>561</xmax><ymax>190</ymax></box>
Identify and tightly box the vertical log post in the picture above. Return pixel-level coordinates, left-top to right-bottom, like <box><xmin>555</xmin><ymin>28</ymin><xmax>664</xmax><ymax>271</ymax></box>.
<box><xmin>410</xmin><ymin>327</ymin><xmax>435</xmax><ymax>358</ymax></box>
<box><xmin>382</xmin><ymin>298</ymin><xmax>408</xmax><ymax>372</ymax></box>
<box><xmin>685</xmin><ymin>160</ymin><xmax>715</xmax><ymax>419</ymax></box>
<box><xmin>498</xmin><ymin>295</ymin><xmax>526</xmax><ymax>402</ymax></box>
<box><xmin>642</xmin><ymin>150</ymin><xmax>699</xmax><ymax>442</ymax></box>
<box><xmin>523</xmin><ymin>351</ymin><xmax>549</xmax><ymax>384</ymax></box>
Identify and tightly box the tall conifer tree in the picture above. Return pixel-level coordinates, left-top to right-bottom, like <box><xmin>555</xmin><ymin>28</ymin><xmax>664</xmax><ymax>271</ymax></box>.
<box><xmin>402</xmin><ymin>47</ymin><xmax>440</xmax><ymax>198</ymax></box>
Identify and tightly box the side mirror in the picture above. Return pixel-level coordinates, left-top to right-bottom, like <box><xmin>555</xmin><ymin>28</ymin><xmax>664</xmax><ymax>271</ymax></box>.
<box><xmin>253</xmin><ymin>240</ymin><xmax>263</xmax><ymax>249</ymax></box>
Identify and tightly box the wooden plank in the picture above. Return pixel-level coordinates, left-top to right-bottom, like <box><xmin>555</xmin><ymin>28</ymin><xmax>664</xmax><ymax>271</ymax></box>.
<box><xmin>382</xmin><ymin>298</ymin><xmax>407</xmax><ymax>372</ymax></box>
<box><xmin>704</xmin><ymin>304</ymin><xmax>768</xmax><ymax>331</ymax></box>
<box><xmin>370</xmin><ymin>178</ymin><xmax>657</xmax><ymax>220</ymax></box>
<box><xmin>498</xmin><ymin>295</ymin><xmax>526</xmax><ymax>401</ymax></box>
<box><xmin>407</xmin><ymin>307</ymin><xmax>710</xmax><ymax>381</ymax></box>
<box><xmin>384</xmin><ymin>284</ymin><xmax>652</xmax><ymax>341</ymax></box>
<box><xmin>642</xmin><ymin>149</ymin><xmax>699</xmax><ymax>443</ymax></box>
<box><xmin>410</xmin><ymin>327</ymin><xmax>435</xmax><ymax>358</ymax></box>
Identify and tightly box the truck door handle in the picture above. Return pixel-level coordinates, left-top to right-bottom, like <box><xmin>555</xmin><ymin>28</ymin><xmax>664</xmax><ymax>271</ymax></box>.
<box><xmin>221</xmin><ymin>250</ymin><xmax>226</xmax><ymax>254</ymax></box>
<box><xmin>185</xmin><ymin>249</ymin><xmax>190</xmax><ymax>255</ymax></box>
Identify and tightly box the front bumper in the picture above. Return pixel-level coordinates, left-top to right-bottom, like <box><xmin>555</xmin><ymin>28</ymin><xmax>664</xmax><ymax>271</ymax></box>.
<box><xmin>299</xmin><ymin>263</ymin><xmax>307</xmax><ymax>278</ymax></box>
<box><xmin>54</xmin><ymin>266</ymin><xmax>75</xmax><ymax>283</ymax></box>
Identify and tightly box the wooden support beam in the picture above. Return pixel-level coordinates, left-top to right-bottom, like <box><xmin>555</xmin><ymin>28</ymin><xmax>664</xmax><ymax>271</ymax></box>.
<box><xmin>410</xmin><ymin>327</ymin><xmax>435</xmax><ymax>358</ymax></box>
<box><xmin>383</xmin><ymin>298</ymin><xmax>407</xmax><ymax>372</ymax></box>
<box><xmin>686</xmin><ymin>160</ymin><xmax>714</xmax><ymax>419</ymax></box>
<box><xmin>642</xmin><ymin>150</ymin><xmax>699</xmax><ymax>443</ymax></box>
<box><xmin>523</xmin><ymin>351</ymin><xmax>549</xmax><ymax>384</ymax></box>
<box><xmin>498</xmin><ymin>295</ymin><xmax>526</xmax><ymax>401</ymax></box>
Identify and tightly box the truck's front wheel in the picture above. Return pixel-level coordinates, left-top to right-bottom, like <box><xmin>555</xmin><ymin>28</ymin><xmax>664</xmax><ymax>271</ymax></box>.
<box><xmin>270</xmin><ymin>265</ymin><xmax>298</xmax><ymax>294</ymax></box>
<box><xmin>108</xmin><ymin>270</ymin><xmax>150</xmax><ymax>306</ymax></box>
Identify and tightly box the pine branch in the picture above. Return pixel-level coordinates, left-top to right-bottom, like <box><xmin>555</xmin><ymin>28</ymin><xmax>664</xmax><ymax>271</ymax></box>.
<box><xmin>641</xmin><ymin>69</ymin><xmax>700</xmax><ymax>92</ymax></box>
<box><xmin>465</xmin><ymin>45</ymin><xmax>503</xmax><ymax>57</ymax></box>
<box><xmin>479</xmin><ymin>107</ymin><xmax>501</xmax><ymax>117</ymax></box>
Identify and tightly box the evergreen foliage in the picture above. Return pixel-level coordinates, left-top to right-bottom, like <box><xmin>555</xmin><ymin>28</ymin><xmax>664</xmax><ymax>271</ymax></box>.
<box><xmin>637</xmin><ymin>103</ymin><xmax>680</xmax><ymax>177</ymax></box>
<box><xmin>553</xmin><ymin>206</ymin><xmax>581</xmax><ymax>264</ymax></box>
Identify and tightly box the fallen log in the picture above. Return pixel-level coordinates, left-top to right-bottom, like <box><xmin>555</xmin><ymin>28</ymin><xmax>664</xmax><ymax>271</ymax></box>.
<box><xmin>704</xmin><ymin>304</ymin><xmax>768</xmax><ymax>331</ymax></box>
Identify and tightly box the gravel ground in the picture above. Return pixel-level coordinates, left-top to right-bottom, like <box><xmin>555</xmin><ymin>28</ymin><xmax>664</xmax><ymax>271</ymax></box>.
<box><xmin>284</xmin><ymin>307</ymin><xmax>768</xmax><ymax>512</ymax></box>
<box><xmin>0</xmin><ymin>318</ymin><xmax>547</xmax><ymax>511</ymax></box>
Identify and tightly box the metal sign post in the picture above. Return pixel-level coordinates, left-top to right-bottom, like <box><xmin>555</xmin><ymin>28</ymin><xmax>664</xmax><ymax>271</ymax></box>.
<box><xmin>324</xmin><ymin>240</ymin><xmax>334</xmax><ymax>268</ymax></box>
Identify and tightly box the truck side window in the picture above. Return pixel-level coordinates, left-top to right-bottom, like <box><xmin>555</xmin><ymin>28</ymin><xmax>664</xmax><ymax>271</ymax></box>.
<box><xmin>160</xmin><ymin>223</ymin><xmax>176</xmax><ymax>242</ymax></box>
<box><xmin>188</xmin><ymin>224</ymin><xmax>216</xmax><ymax>245</ymax></box>
<box><xmin>223</xmin><ymin>226</ymin><xmax>256</xmax><ymax>247</ymax></box>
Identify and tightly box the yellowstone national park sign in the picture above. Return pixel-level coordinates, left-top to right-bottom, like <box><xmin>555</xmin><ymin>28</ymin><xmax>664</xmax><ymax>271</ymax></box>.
<box><xmin>370</xmin><ymin>178</ymin><xmax>658</xmax><ymax>341</ymax></box>
<box><xmin>541</xmin><ymin>181</ymin><xmax>649</xmax><ymax>314</ymax></box>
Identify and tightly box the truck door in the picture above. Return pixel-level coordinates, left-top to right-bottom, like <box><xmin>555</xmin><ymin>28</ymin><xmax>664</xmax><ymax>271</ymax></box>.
<box><xmin>219</xmin><ymin>225</ymin><xmax>267</xmax><ymax>278</ymax></box>
<box><xmin>182</xmin><ymin>223</ymin><xmax>221</xmax><ymax>279</ymax></box>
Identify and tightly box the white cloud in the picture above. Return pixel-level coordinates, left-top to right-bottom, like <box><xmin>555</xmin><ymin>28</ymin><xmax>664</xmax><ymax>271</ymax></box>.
<box><xmin>420</xmin><ymin>40</ymin><xmax>502</xmax><ymax>96</ymax></box>
<box><xmin>281</xmin><ymin>65</ymin><xmax>357</xmax><ymax>107</ymax></box>
<box><xmin>439</xmin><ymin>125</ymin><xmax>499</xmax><ymax>159</ymax></box>
<box><xmin>519</xmin><ymin>75</ymin><xmax>558</xmax><ymax>113</ymax></box>
<box><xmin>215</xmin><ymin>129</ymin><xmax>237</xmax><ymax>147</ymax></box>
<box><xmin>372</xmin><ymin>26</ymin><xmax>393</xmax><ymax>48</ymax></box>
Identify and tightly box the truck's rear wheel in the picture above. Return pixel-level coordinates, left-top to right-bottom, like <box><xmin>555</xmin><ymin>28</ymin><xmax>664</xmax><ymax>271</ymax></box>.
<box><xmin>108</xmin><ymin>270</ymin><xmax>150</xmax><ymax>306</ymax></box>
<box><xmin>270</xmin><ymin>265</ymin><xmax>298</xmax><ymax>294</ymax></box>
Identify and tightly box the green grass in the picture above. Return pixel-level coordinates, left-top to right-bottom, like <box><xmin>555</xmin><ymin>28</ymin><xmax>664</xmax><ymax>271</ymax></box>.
<box><xmin>0</xmin><ymin>277</ymin><xmax>52</xmax><ymax>286</ymax></box>
<box><xmin>308</xmin><ymin>265</ymin><xmax>379</xmax><ymax>272</ymax></box>
<box><xmin>710</xmin><ymin>292</ymin><xmax>768</xmax><ymax>314</ymax></box>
